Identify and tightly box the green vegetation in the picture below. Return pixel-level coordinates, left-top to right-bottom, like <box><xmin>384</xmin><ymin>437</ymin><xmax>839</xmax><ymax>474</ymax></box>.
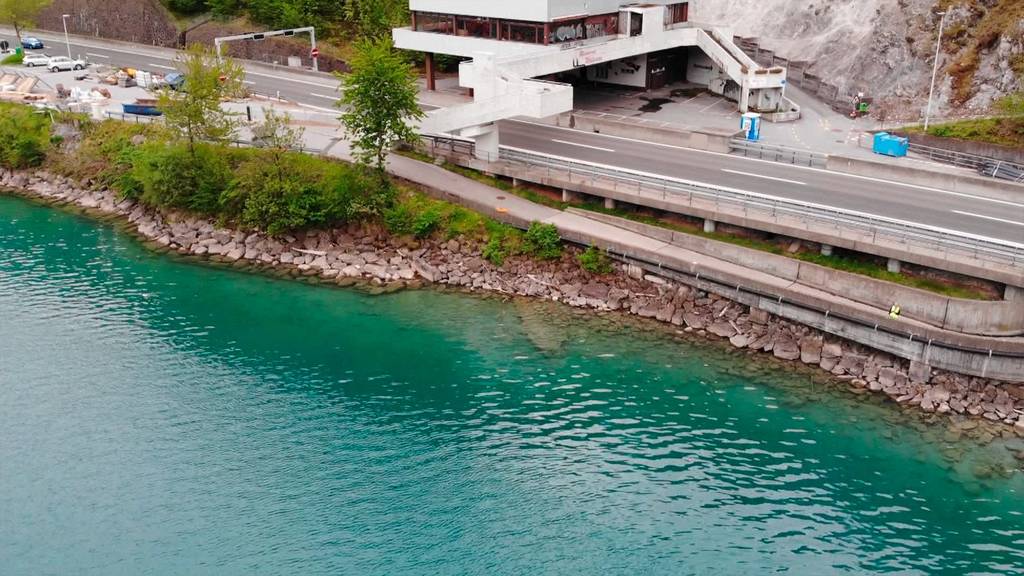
<box><xmin>159</xmin><ymin>45</ymin><xmax>246</xmax><ymax>153</ymax></box>
<box><xmin>523</xmin><ymin>223</ymin><xmax>563</xmax><ymax>260</ymax></box>
<box><xmin>0</xmin><ymin>0</ymin><xmax>52</xmax><ymax>43</ymax></box>
<box><xmin>903</xmin><ymin>91</ymin><xmax>1024</xmax><ymax>148</ymax></box>
<box><xmin>578</xmin><ymin>246</ymin><xmax>613</xmax><ymax>275</ymax></box>
<box><xmin>1</xmin><ymin>52</ymin><xmax>24</xmax><ymax>65</ymax></box>
<box><xmin>0</xmin><ymin>103</ymin><xmax>51</xmax><ymax>169</ymax></box>
<box><xmin>338</xmin><ymin>37</ymin><xmax>423</xmax><ymax>178</ymax></box>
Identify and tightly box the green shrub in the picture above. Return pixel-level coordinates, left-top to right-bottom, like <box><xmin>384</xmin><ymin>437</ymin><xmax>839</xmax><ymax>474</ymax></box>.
<box><xmin>0</xmin><ymin>103</ymin><xmax>50</xmax><ymax>169</ymax></box>
<box><xmin>383</xmin><ymin>203</ymin><xmax>415</xmax><ymax>235</ymax></box>
<box><xmin>482</xmin><ymin>235</ymin><xmax>507</xmax><ymax>265</ymax></box>
<box><xmin>412</xmin><ymin>207</ymin><xmax>442</xmax><ymax>238</ymax></box>
<box><xmin>1</xmin><ymin>52</ymin><xmax>24</xmax><ymax>65</ymax></box>
<box><xmin>522</xmin><ymin>222</ymin><xmax>562</xmax><ymax>260</ymax></box>
<box><xmin>131</xmin><ymin>143</ymin><xmax>231</xmax><ymax>214</ymax></box>
<box><xmin>578</xmin><ymin>245</ymin><xmax>613</xmax><ymax>274</ymax></box>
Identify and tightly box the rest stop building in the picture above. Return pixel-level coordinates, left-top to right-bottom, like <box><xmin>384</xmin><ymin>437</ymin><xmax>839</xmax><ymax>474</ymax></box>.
<box><xmin>392</xmin><ymin>0</ymin><xmax>789</xmax><ymax>159</ymax></box>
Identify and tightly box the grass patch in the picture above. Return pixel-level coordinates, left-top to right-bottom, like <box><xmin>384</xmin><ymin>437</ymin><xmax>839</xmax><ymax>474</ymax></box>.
<box><xmin>903</xmin><ymin>117</ymin><xmax>1024</xmax><ymax>148</ymax></box>
<box><xmin>1</xmin><ymin>52</ymin><xmax>24</xmax><ymax>65</ymax></box>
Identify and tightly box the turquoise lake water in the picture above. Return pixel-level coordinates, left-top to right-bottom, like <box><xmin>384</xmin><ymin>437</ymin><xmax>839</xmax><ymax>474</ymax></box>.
<box><xmin>1</xmin><ymin>194</ymin><xmax>1023</xmax><ymax>575</ymax></box>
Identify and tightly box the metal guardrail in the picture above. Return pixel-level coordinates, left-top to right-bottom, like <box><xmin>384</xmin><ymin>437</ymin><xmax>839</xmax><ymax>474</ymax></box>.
<box><xmin>471</xmin><ymin>143</ymin><xmax>1023</xmax><ymax>270</ymax></box>
<box><xmin>908</xmin><ymin>142</ymin><xmax>1024</xmax><ymax>183</ymax></box>
<box><xmin>729</xmin><ymin>138</ymin><xmax>828</xmax><ymax>168</ymax></box>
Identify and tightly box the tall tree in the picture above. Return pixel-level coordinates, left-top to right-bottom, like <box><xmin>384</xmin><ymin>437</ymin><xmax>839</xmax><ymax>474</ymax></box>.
<box><xmin>343</xmin><ymin>0</ymin><xmax>408</xmax><ymax>38</ymax></box>
<box><xmin>0</xmin><ymin>0</ymin><xmax>52</xmax><ymax>43</ymax></box>
<box><xmin>159</xmin><ymin>44</ymin><xmax>246</xmax><ymax>155</ymax></box>
<box><xmin>337</xmin><ymin>37</ymin><xmax>422</xmax><ymax>178</ymax></box>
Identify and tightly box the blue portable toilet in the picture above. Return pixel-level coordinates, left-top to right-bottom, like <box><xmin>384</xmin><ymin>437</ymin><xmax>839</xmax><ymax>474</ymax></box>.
<box><xmin>872</xmin><ymin>132</ymin><xmax>909</xmax><ymax>158</ymax></box>
<box><xmin>740</xmin><ymin>112</ymin><xmax>761</xmax><ymax>142</ymax></box>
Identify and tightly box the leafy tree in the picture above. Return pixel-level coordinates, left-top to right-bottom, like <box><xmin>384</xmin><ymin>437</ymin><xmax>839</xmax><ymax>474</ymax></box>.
<box><xmin>344</xmin><ymin>0</ymin><xmax>408</xmax><ymax>38</ymax></box>
<box><xmin>0</xmin><ymin>0</ymin><xmax>52</xmax><ymax>43</ymax></box>
<box><xmin>158</xmin><ymin>44</ymin><xmax>245</xmax><ymax>155</ymax></box>
<box><xmin>338</xmin><ymin>37</ymin><xmax>422</xmax><ymax>179</ymax></box>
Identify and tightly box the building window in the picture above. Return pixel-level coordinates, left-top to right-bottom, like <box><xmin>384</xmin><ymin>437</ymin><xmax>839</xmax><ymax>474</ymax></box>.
<box><xmin>584</xmin><ymin>14</ymin><xmax>618</xmax><ymax>39</ymax></box>
<box><xmin>415</xmin><ymin>12</ymin><xmax>454</xmax><ymax>34</ymax></box>
<box><xmin>629</xmin><ymin>12</ymin><xmax>643</xmax><ymax>37</ymax></box>
<box><xmin>456</xmin><ymin>16</ymin><xmax>495</xmax><ymax>38</ymax></box>
<box><xmin>504</xmin><ymin>21</ymin><xmax>544</xmax><ymax>44</ymax></box>
<box><xmin>667</xmin><ymin>3</ymin><xmax>689</xmax><ymax>25</ymax></box>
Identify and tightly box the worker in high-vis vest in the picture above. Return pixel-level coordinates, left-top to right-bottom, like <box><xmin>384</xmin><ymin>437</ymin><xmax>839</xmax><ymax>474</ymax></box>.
<box><xmin>889</xmin><ymin>303</ymin><xmax>901</xmax><ymax>320</ymax></box>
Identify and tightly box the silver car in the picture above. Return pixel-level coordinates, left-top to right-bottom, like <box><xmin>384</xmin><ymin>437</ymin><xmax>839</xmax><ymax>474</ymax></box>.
<box><xmin>46</xmin><ymin>56</ymin><xmax>87</xmax><ymax>72</ymax></box>
<box><xmin>22</xmin><ymin>53</ymin><xmax>52</xmax><ymax>67</ymax></box>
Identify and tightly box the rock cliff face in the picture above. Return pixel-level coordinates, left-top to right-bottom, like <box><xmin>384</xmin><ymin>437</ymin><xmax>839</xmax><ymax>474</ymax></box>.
<box><xmin>696</xmin><ymin>0</ymin><xmax>1024</xmax><ymax>116</ymax></box>
<box><xmin>38</xmin><ymin>0</ymin><xmax>180</xmax><ymax>47</ymax></box>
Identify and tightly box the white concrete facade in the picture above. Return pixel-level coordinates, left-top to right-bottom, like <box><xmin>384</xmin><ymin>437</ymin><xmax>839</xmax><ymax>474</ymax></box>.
<box><xmin>395</xmin><ymin>1</ymin><xmax>788</xmax><ymax>159</ymax></box>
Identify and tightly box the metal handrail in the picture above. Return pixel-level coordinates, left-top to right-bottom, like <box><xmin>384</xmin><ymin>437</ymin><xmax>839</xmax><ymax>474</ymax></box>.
<box><xmin>729</xmin><ymin>138</ymin><xmax>828</xmax><ymax>168</ymax></box>
<box><xmin>487</xmin><ymin>144</ymin><xmax>1023</xmax><ymax>269</ymax></box>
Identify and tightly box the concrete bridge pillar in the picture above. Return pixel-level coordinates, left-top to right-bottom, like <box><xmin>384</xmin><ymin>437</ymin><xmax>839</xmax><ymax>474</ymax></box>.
<box><xmin>604</xmin><ymin>198</ymin><xmax>616</xmax><ymax>210</ymax></box>
<box><xmin>1005</xmin><ymin>285</ymin><xmax>1024</xmax><ymax>301</ymax></box>
<box><xmin>469</xmin><ymin>125</ymin><xmax>499</xmax><ymax>162</ymax></box>
<box><xmin>820</xmin><ymin>244</ymin><xmax>834</xmax><ymax>257</ymax></box>
<box><xmin>703</xmin><ymin>219</ymin><xmax>717</xmax><ymax>234</ymax></box>
<box><xmin>562</xmin><ymin>189</ymin><xmax>579</xmax><ymax>203</ymax></box>
<box><xmin>887</xmin><ymin>258</ymin><xmax>902</xmax><ymax>274</ymax></box>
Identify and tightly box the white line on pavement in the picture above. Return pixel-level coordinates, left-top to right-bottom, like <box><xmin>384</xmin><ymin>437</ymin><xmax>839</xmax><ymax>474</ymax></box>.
<box><xmin>297</xmin><ymin>102</ymin><xmax>338</xmax><ymax>114</ymax></box>
<box><xmin>551</xmin><ymin>138</ymin><xmax>615</xmax><ymax>153</ymax></box>
<box><xmin>721</xmin><ymin>169</ymin><xmax>806</xmax><ymax>186</ymax></box>
<box><xmin>244</xmin><ymin>69</ymin><xmax>338</xmax><ymax>89</ymax></box>
<box><xmin>86</xmin><ymin>52</ymin><xmax>109</xmax><ymax>59</ymax></box>
<box><xmin>150</xmin><ymin>63</ymin><xmax>175</xmax><ymax>70</ymax></box>
<box><xmin>951</xmin><ymin>210</ymin><xmax>1024</xmax><ymax>227</ymax></box>
<box><xmin>310</xmin><ymin>93</ymin><xmax>338</xmax><ymax>100</ymax></box>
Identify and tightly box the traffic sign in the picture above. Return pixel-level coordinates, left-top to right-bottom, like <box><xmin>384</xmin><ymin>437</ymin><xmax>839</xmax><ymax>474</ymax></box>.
<box><xmin>0</xmin><ymin>40</ymin><xmax>8</xmax><ymax>52</ymax></box>
<box><xmin>311</xmin><ymin>48</ymin><xmax>319</xmax><ymax>58</ymax></box>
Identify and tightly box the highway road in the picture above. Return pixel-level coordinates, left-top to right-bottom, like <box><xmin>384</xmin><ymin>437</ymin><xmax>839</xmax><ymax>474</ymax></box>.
<box><xmin>3</xmin><ymin>28</ymin><xmax>1023</xmax><ymax>246</ymax></box>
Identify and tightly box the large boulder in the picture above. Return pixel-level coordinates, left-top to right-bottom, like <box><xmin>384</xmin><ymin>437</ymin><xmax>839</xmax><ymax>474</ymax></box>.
<box><xmin>773</xmin><ymin>338</ymin><xmax>801</xmax><ymax>361</ymax></box>
<box><xmin>799</xmin><ymin>335</ymin><xmax>823</xmax><ymax>365</ymax></box>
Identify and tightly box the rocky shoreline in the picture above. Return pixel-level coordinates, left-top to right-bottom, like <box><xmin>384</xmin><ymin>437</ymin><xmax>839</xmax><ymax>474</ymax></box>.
<box><xmin>3</xmin><ymin>168</ymin><xmax>1024</xmax><ymax>441</ymax></box>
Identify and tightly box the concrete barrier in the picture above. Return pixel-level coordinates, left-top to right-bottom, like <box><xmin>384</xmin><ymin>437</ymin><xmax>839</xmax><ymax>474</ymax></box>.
<box><xmin>558</xmin><ymin>113</ymin><xmax>738</xmax><ymax>154</ymax></box>
<box><xmin>827</xmin><ymin>154</ymin><xmax>1024</xmax><ymax>202</ymax></box>
<box><xmin>571</xmin><ymin>208</ymin><xmax>1024</xmax><ymax>337</ymax></box>
<box><xmin>896</xmin><ymin>131</ymin><xmax>1024</xmax><ymax>164</ymax></box>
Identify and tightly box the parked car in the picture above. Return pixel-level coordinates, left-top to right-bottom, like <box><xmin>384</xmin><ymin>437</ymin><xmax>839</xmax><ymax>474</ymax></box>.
<box><xmin>22</xmin><ymin>53</ymin><xmax>52</xmax><ymax>67</ymax></box>
<box><xmin>46</xmin><ymin>56</ymin><xmax>87</xmax><ymax>72</ymax></box>
<box><xmin>163</xmin><ymin>72</ymin><xmax>186</xmax><ymax>91</ymax></box>
<box><xmin>21</xmin><ymin>37</ymin><xmax>44</xmax><ymax>50</ymax></box>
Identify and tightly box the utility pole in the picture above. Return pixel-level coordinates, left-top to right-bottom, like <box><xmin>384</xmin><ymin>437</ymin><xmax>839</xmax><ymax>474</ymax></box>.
<box><xmin>62</xmin><ymin>14</ymin><xmax>72</xmax><ymax>59</ymax></box>
<box><xmin>924</xmin><ymin>11</ymin><xmax>946</xmax><ymax>131</ymax></box>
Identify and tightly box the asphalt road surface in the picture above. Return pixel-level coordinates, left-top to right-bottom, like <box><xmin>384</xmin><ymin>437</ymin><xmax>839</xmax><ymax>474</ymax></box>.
<box><xmin>3</xmin><ymin>29</ymin><xmax>1022</xmax><ymax>246</ymax></box>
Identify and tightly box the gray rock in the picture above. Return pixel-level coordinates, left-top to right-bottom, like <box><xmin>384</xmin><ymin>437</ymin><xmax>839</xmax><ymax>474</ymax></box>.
<box><xmin>708</xmin><ymin>321</ymin><xmax>736</xmax><ymax>338</ymax></box>
<box><xmin>799</xmin><ymin>335</ymin><xmax>822</xmax><ymax>365</ymax></box>
<box><xmin>822</xmin><ymin>341</ymin><xmax>843</xmax><ymax>359</ymax></box>
<box><xmin>836</xmin><ymin>354</ymin><xmax>867</xmax><ymax>377</ymax></box>
<box><xmin>773</xmin><ymin>339</ymin><xmax>801</xmax><ymax>361</ymax></box>
<box><xmin>730</xmin><ymin>334</ymin><xmax>752</xmax><ymax>348</ymax></box>
<box><xmin>683</xmin><ymin>313</ymin><xmax>706</xmax><ymax>330</ymax></box>
<box><xmin>748</xmin><ymin>307</ymin><xmax>770</xmax><ymax>325</ymax></box>
<box><xmin>878</xmin><ymin>367</ymin><xmax>907</xmax><ymax>390</ymax></box>
<box><xmin>909</xmin><ymin>361</ymin><xmax>932</xmax><ymax>384</ymax></box>
<box><xmin>412</xmin><ymin>258</ymin><xmax>441</xmax><ymax>282</ymax></box>
<box><xmin>581</xmin><ymin>282</ymin><xmax>610</xmax><ymax>300</ymax></box>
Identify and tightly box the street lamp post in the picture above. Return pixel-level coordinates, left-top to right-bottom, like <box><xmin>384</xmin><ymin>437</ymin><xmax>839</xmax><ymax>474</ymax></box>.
<box><xmin>61</xmin><ymin>14</ymin><xmax>72</xmax><ymax>59</ymax></box>
<box><xmin>924</xmin><ymin>11</ymin><xmax>946</xmax><ymax>131</ymax></box>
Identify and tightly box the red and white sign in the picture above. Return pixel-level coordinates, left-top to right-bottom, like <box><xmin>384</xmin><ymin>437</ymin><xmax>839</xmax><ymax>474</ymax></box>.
<box><xmin>310</xmin><ymin>48</ymin><xmax>320</xmax><ymax>58</ymax></box>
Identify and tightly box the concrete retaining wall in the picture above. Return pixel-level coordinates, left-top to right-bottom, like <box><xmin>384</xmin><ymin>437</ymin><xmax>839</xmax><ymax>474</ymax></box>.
<box><xmin>827</xmin><ymin>155</ymin><xmax>1024</xmax><ymax>202</ymax></box>
<box><xmin>557</xmin><ymin>113</ymin><xmax>738</xmax><ymax>154</ymax></box>
<box><xmin>573</xmin><ymin>209</ymin><xmax>1024</xmax><ymax>337</ymax></box>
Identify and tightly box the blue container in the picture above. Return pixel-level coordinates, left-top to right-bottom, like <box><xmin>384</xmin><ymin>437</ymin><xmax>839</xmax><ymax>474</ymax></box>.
<box><xmin>740</xmin><ymin>112</ymin><xmax>761</xmax><ymax>142</ymax></box>
<box><xmin>872</xmin><ymin>132</ymin><xmax>909</xmax><ymax>158</ymax></box>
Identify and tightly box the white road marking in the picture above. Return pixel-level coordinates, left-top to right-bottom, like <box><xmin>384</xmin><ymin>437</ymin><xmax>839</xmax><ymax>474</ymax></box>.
<box><xmin>499</xmin><ymin>144</ymin><xmax>1024</xmax><ymax>249</ymax></box>
<box><xmin>503</xmin><ymin>119</ymin><xmax>1024</xmax><ymax>209</ymax></box>
<box><xmin>951</xmin><ymin>210</ymin><xmax>1024</xmax><ymax>227</ymax></box>
<box><xmin>150</xmin><ymin>63</ymin><xmax>175</xmax><ymax>70</ymax></box>
<box><xmin>721</xmin><ymin>168</ymin><xmax>806</xmax><ymax>186</ymax></box>
<box><xmin>551</xmin><ymin>138</ymin><xmax>614</xmax><ymax>152</ymax></box>
<box><xmin>244</xmin><ymin>69</ymin><xmax>338</xmax><ymax>89</ymax></box>
<box><xmin>243</xmin><ymin>80</ymin><xmax>255</xmax><ymax>85</ymax></box>
<box><xmin>310</xmin><ymin>92</ymin><xmax>338</xmax><ymax>100</ymax></box>
<box><xmin>86</xmin><ymin>52</ymin><xmax>108</xmax><ymax>59</ymax></box>
<box><xmin>296</xmin><ymin>102</ymin><xmax>338</xmax><ymax>114</ymax></box>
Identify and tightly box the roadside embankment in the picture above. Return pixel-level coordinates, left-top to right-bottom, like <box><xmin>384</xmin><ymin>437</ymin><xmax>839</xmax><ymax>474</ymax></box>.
<box><xmin>4</xmin><ymin>169</ymin><xmax>1024</xmax><ymax>434</ymax></box>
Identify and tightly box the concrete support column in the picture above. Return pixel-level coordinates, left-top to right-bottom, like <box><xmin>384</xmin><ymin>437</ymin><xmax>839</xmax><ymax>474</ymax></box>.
<box><xmin>561</xmin><ymin>189</ymin><xmax>579</xmax><ymax>203</ymax></box>
<box><xmin>1005</xmin><ymin>285</ymin><xmax>1024</xmax><ymax>301</ymax></box>
<box><xmin>887</xmin><ymin>258</ymin><xmax>902</xmax><ymax>274</ymax></box>
<box><xmin>473</xmin><ymin>126</ymin><xmax>499</xmax><ymax>162</ymax></box>
<box><xmin>820</xmin><ymin>244</ymin><xmax>833</xmax><ymax>257</ymax></box>
<box><xmin>604</xmin><ymin>197</ymin><xmax>616</xmax><ymax>210</ymax></box>
<box><xmin>512</xmin><ymin>178</ymin><xmax>521</xmax><ymax>187</ymax></box>
<box><xmin>739</xmin><ymin>80</ymin><xmax>751</xmax><ymax>113</ymax></box>
<box><xmin>703</xmin><ymin>219</ymin><xmax>717</xmax><ymax>234</ymax></box>
<box><xmin>424</xmin><ymin>52</ymin><xmax>436</xmax><ymax>92</ymax></box>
